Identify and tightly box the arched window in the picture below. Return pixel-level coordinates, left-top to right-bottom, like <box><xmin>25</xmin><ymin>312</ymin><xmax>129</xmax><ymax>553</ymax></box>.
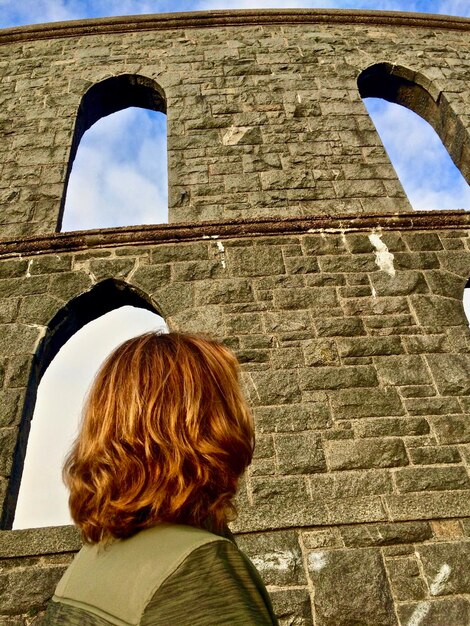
<box><xmin>358</xmin><ymin>63</ymin><xmax>470</xmax><ymax>210</ymax></box>
<box><xmin>3</xmin><ymin>280</ymin><xmax>166</xmax><ymax>529</ymax></box>
<box><xmin>60</xmin><ymin>75</ymin><xmax>168</xmax><ymax>232</ymax></box>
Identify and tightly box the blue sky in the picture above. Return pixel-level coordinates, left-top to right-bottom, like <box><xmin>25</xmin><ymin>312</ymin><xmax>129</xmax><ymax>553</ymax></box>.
<box><xmin>6</xmin><ymin>1</ymin><xmax>470</xmax><ymax>528</ymax></box>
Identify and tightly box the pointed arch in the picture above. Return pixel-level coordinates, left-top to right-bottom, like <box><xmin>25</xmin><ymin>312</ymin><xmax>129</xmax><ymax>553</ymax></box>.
<box><xmin>59</xmin><ymin>74</ymin><xmax>167</xmax><ymax>231</ymax></box>
<box><xmin>1</xmin><ymin>279</ymin><xmax>161</xmax><ymax>529</ymax></box>
<box><xmin>357</xmin><ymin>62</ymin><xmax>469</xmax><ymax>184</ymax></box>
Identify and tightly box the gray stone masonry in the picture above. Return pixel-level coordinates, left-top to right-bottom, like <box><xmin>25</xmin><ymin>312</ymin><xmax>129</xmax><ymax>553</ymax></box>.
<box><xmin>0</xmin><ymin>8</ymin><xmax>470</xmax><ymax>626</ymax></box>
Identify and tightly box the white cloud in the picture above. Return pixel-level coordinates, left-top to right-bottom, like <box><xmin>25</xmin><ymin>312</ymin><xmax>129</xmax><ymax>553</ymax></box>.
<box><xmin>62</xmin><ymin>107</ymin><xmax>168</xmax><ymax>231</ymax></box>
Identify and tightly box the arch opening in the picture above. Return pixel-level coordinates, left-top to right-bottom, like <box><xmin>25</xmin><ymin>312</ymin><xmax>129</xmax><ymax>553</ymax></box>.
<box><xmin>358</xmin><ymin>63</ymin><xmax>470</xmax><ymax>210</ymax></box>
<box><xmin>3</xmin><ymin>280</ymin><xmax>167</xmax><ymax>530</ymax></box>
<box><xmin>60</xmin><ymin>75</ymin><xmax>168</xmax><ymax>232</ymax></box>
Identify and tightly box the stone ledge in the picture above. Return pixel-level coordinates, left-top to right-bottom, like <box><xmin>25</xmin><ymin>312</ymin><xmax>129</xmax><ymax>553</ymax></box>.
<box><xmin>0</xmin><ymin>9</ymin><xmax>468</xmax><ymax>45</ymax></box>
<box><xmin>0</xmin><ymin>211</ymin><xmax>468</xmax><ymax>259</ymax></box>
<box><xmin>0</xmin><ymin>525</ymin><xmax>81</xmax><ymax>557</ymax></box>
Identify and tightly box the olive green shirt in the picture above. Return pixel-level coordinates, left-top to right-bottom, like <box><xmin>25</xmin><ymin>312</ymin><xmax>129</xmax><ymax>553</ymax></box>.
<box><xmin>42</xmin><ymin>524</ymin><xmax>278</xmax><ymax>625</ymax></box>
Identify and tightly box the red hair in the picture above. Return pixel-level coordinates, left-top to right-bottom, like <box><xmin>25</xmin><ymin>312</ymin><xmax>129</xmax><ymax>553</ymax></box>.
<box><xmin>63</xmin><ymin>332</ymin><xmax>254</xmax><ymax>543</ymax></box>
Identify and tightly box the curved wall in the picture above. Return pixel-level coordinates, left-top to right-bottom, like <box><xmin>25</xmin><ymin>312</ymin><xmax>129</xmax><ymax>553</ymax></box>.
<box><xmin>0</xmin><ymin>10</ymin><xmax>470</xmax><ymax>626</ymax></box>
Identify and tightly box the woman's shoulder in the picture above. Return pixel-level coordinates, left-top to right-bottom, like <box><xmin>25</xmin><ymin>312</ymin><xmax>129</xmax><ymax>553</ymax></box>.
<box><xmin>52</xmin><ymin>524</ymin><xmax>230</xmax><ymax>626</ymax></box>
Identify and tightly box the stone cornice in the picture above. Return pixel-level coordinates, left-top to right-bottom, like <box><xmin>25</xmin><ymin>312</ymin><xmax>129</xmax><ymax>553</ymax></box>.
<box><xmin>0</xmin><ymin>9</ymin><xmax>469</xmax><ymax>45</ymax></box>
<box><xmin>0</xmin><ymin>211</ymin><xmax>468</xmax><ymax>259</ymax></box>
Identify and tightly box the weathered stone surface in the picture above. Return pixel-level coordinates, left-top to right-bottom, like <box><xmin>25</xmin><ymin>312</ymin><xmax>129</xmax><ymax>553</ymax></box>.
<box><xmin>426</xmin><ymin>354</ymin><xmax>470</xmax><ymax>395</ymax></box>
<box><xmin>226</xmin><ymin>246</ymin><xmax>285</xmax><ymax>276</ymax></box>
<box><xmin>410</xmin><ymin>295</ymin><xmax>466</xmax><ymax>327</ymax></box>
<box><xmin>0</xmin><ymin>564</ymin><xmax>66</xmax><ymax>613</ymax></box>
<box><xmin>375</xmin><ymin>356</ymin><xmax>431</xmax><ymax>386</ymax></box>
<box><xmin>269</xmin><ymin>589</ymin><xmax>313</xmax><ymax>626</ymax></box>
<box><xmin>354</xmin><ymin>416</ymin><xmax>429</xmax><ymax>438</ymax></box>
<box><xmin>330</xmin><ymin>387</ymin><xmax>404</xmax><ymax>419</ymax></box>
<box><xmin>397</xmin><ymin>599</ymin><xmax>470</xmax><ymax>626</ymax></box>
<box><xmin>433</xmin><ymin>415</ymin><xmax>470</xmax><ymax>444</ymax></box>
<box><xmin>340</xmin><ymin>521</ymin><xmax>432</xmax><ymax>547</ymax></box>
<box><xmin>244</xmin><ymin>370</ymin><xmax>301</xmax><ymax>405</ymax></box>
<box><xmin>385</xmin><ymin>555</ymin><xmax>427</xmax><ymax>601</ymax></box>
<box><xmin>254</xmin><ymin>403</ymin><xmax>331</xmax><ymax>433</ymax></box>
<box><xmin>386</xmin><ymin>491</ymin><xmax>470</xmax><ymax>521</ymax></box>
<box><xmin>394</xmin><ymin>466</ymin><xmax>470</xmax><ymax>493</ymax></box>
<box><xmin>417</xmin><ymin>542</ymin><xmax>470</xmax><ymax>596</ymax></box>
<box><xmin>299</xmin><ymin>366</ymin><xmax>378</xmax><ymax>391</ymax></box>
<box><xmin>235</xmin><ymin>530</ymin><xmax>305</xmax><ymax>586</ymax></box>
<box><xmin>308</xmin><ymin>548</ymin><xmax>397</xmax><ymax>626</ymax></box>
<box><xmin>275</xmin><ymin>432</ymin><xmax>326</xmax><ymax>474</ymax></box>
<box><xmin>325</xmin><ymin>438</ymin><xmax>408</xmax><ymax>471</ymax></box>
<box><xmin>309</xmin><ymin>469</ymin><xmax>392</xmax><ymax>500</ymax></box>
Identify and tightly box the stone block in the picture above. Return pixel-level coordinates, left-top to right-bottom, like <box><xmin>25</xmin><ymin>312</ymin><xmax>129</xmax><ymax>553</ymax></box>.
<box><xmin>314</xmin><ymin>316</ymin><xmax>365</xmax><ymax>337</ymax></box>
<box><xmin>244</xmin><ymin>370</ymin><xmax>301</xmax><ymax>406</ymax></box>
<box><xmin>318</xmin><ymin>255</ymin><xmax>377</xmax><ymax>273</ymax></box>
<box><xmin>0</xmin><ymin>276</ymin><xmax>50</xmax><ymax>299</ymax></box>
<box><xmin>394</xmin><ymin>466</ymin><xmax>470</xmax><ymax>493</ymax></box>
<box><xmin>375</xmin><ymin>356</ymin><xmax>431</xmax><ymax>386</ymax></box>
<box><xmin>386</xmin><ymin>491</ymin><xmax>470</xmax><ymax>521</ymax></box>
<box><xmin>264</xmin><ymin>310</ymin><xmax>312</xmax><ymax>333</ymax></box>
<box><xmin>303</xmin><ymin>339</ymin><xmax>339</xmax><ymax>366</ymax></box>
<box><xmin>330</xmin><ymin>387</ymin><xmax>404</xmax><ymax>419</ymax></box>
<box><xmin>426</xmin><ymin>270</ymin><xmax>466</xmax><ymax>298</ymax></box>
<box><xmin>275</xmin><ymin>432</ymin><xmax>326</xmax><ymax>474</ymax></box>
<box><xmin>308</xmin><ymin>548</ymin><xmax>397</xmax><ymax>626</ymax></box>
<box><xmin>0</xmin><ymin>389</ymin><xmax>23</xmax><ymax>427</ymax></box>
<box><xmin>269</xmin><ymin>589</ymin><xmax>313</xmax><ymax>626</ymax></box>
<box><xmin>340</xmin><ymin>521</ymin><xmax>432</xmax><ymax>548</ymax></box>
<box><xmin>151</xmin><ymin>242</ymin><xmax>208</xmax><ymax>263</ymax></box>
<box><xmin>397</xmin><ymin>599</ymin><xmax>470</xmax><ymax>626</ymax></box>
<box><xmin>403</xmin><ymin>233</ymin><xmax>443</xmax><ymax>251</ymax></box>
<box><xmin>408</xmin><ymin>446</ymin><xmax>461</xmax><ymax>465</ymax></box>
<box><xmin>226</xmin><ymin>246</ymin><xmax>285</xmax><ymax>277</ymax></box>
<box><xmin>254</xmin><ymin>402</ymin><xmax>331</xmax><ymax>433</ymax></box>
<box><xmin>385</xmin><ymin>555</ymin><xmax>427</xmax><ymax>601</ymax></box>
<box><xmin>0</xmin><ymin>259</ymin><xmax>29</xmax><ymax>279</ymax></box>
<box><xmin>273</xmin><ymin>287</ymin><xmax>338</xmax><ymax>310</ymax></box>
<box><xmin>194</xmin><ymin>278</ymin><xmax>253</xmax><ymax>305</ymax></box>
<box><xmin>27</xmin><ymin>256</ymin><xmax>73</xmax><ymax>275</ymax></box>
<box><xmin>336</xmin><ymin>336</ymin><xmax>403</xmax><ymax>357</ymax></box>
<box><xmin>309</xmin><ymin>469</ymin><xmax>392</xmax><ymax>501</ymax></box>
<box><xmin>426</xmin><ymin>354</ymin><xmax>470</xmax><ymax>395</ymax></box>
<box><xmin>354</xmin><ymin>417</ymin><xmax>428</xmax><ymax>438</ymax></box>
<box><xmin>17</xmin><ymin>294</ymin><xmax>62</xmax><ymax>324</ymax></box>
<box><xmin>0</xmin><ymin>298</ymin><xmax>19</xmax><ymax>324</ymax></box>
<box><xmin>410</xmin><ymin>295</ymin><xmax>466</xmax><ymax>327</ymax></box>
<box><xmin>171</xmin><ymin>260</ymin><xmax>223</xmax><ymax>282</ymax></box>
<box><xmin>433</xmin><ymin>415</ymin><xmax>470</xmax><ymax>444</ymax></box>
<box><xmin>325</xmin><ymin>438</ymin><xmax>408</xmax><ymax>471</ymax></box>
<box><xmin>298</xmin><ymin>365</ymin><xmax>378</xmax><ymax>391</ymax></box>
<box><xmin>417</xmin><ymin>542</ymin><xmax>470</xmax><ymax>596</ymax></box>
<box><xmin>0</xmin><ymin>324</ymin><xmax>43</xmax><ymax>356</ymax></box>
<box><xmin>48</xmin><ymin>272</ymin><xmax>93</xmax><ymax>301</ymax></box>
<box><xmin>153</xmin><ymin>282</ymin><xmax>193</xmax><ymax>317</ymax></box>
<box><xmin>370</xmin><ymin>271</ymin><xmax>428</xmax><ymax>296</ymax></box>
<box><xmin>0</xmin><ymin>564</ymin><xmax>66</xmax><ymax>612</ymax></box>
<box><xmin>88</xmin><ymin>258</ymin><xmax>135</xmax><ymax>281</ymax></box>
<box><xmin>235</xmin><ymin>530</ymin><xmax>305</xmax><ymax>586</ymax></box>
<box><xmin>404</xmin><ymin>396</ymin><xmax>461</xmax><ymax>416</ymax></box>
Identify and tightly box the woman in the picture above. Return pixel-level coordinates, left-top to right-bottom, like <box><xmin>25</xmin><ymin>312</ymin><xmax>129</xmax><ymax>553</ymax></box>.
<box><xmin>43</xmin><ymin>332</ymin><xmax>278</xmax><ymax>625</ymax></box>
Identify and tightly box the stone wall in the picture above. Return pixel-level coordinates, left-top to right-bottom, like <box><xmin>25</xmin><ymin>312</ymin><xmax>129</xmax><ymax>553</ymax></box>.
<box><xmin>0</xmin><ymin>9</ymin><xmax>470</xmax><ymax>626</ymax></box>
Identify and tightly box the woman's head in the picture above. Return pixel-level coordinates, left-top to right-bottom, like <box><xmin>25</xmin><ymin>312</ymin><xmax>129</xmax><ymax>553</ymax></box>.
<box><xmin>64</xmin><ymin>332</ymin><xmax>254</xmax><ymax>543</ymax></box>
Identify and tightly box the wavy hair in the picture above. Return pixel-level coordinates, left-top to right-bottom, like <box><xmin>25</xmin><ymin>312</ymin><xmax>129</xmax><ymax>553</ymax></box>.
<box><xmin>63</xmin><ymin>332</ymin><xmax>254</xmax><ymax>543</ymax></box>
